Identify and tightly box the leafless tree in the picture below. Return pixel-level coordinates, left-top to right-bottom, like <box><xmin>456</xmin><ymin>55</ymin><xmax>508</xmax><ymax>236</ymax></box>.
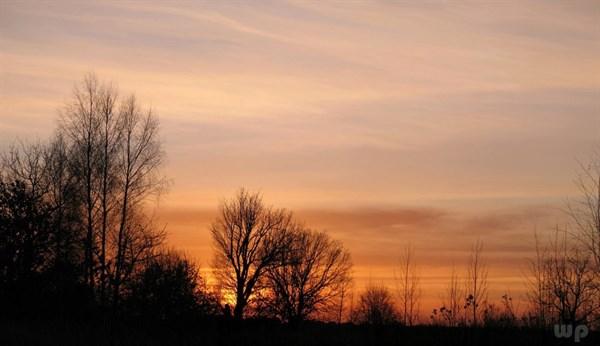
<box><xmin>544</xmin><ymin>227</ymin><xmax>598</xmax><ymax>325</ymax></box>
<box><xmin>466</xmin><ymin>240</ymin><xmax>488</xmax><ymax>326</ymax></box>
<box><xmin>441</xmin><ymin>265</ymin><xmax>463</xmax><ymax>327</ymax></box>
<box><xmin>525</xmin><ymin>230</ymin><xmax>552</xmax><ymax>327</ymax></box>
<box><xmin>395</xmin><ymin>244</ymin><xmax>421</xmax><ymax>326</ymax></box>
<box><xmin>96</xmin><ymin>82</ymin><xmax>120</xmax><ymax>305</ymax></box>
<box><xmin>211</xmin><ymin>189</ymin><xmax>295</xmax><ymax>319</ymax></box>
<box><xmin>525</xmin><ymin>226</ymin><xmax>599</xmax><ymax>326</ymax></box>
<box><xmin>337</xmin><ymin>278</ymin><xmax>354</xmax><ymax>323</ymax></box>
<box><xmin>566</xmin><ymin>152</ymin><xmax>600</xmax><ymax>325</ymax></box>
<box><xmin>481</xmin><ymin>293</ymin><xmax>517</xmax><ymax>328</ymax></box>
<box><xmin>566</xmin><ymin>151</ymin><xmax>600</xmax><ymax>326</ymax></box>
<box><xmin>568</xmin><ymin>152</ymin><xmax>600</xmax><ymax>272</ymax></box>
<box><xmin>58</xmin><ymin>74</ymin><xmax>166</xmax><ymax>308</ymax></box>
<box><xmin>111</xmin><ymin>95</ymin><xmax>165</xmax><ymax>308</ymax></box>
<box><xmin>0</xmin><ymin>142</ymin><xmax>53</xmax><ymax>282</ymax></box>
<box><xmin>1</xmin><ymin>135</ymin><xmax>85</xmax><ymax>288</ymax></box>
<box><xmin>59</xmin><ymin>73</ymin><xmax>103</xmax><ymax>289</ymax></box>
<box><xmin>0</xmin><ymin>73</ymin><xmax>167</xmax><ymax>319</ymax></box>
<box><xmin>1</xmin><ymin>141</ymin><xmax>49</xmax><ymax>200</ymax></box>
<box><xmin>43</xmin><ymin>134</ymin><xmax>82</xmax><ymax>271</ymax></box>
<box><xmin>265</xmin><ymin>227</ymin><xmax>352</xmax><ymax>323</ymax></box>
<box><xmin>352</xmin><ymin>284</ymin><xmax>398</xmax><ymax>325</ymax></box>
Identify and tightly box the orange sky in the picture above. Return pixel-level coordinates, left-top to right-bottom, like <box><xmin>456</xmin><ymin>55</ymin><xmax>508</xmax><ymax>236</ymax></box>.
<box><xmin>1</xmin><ymin>0</ymin><xmax>600</xmax><ymax>318</ymax></box>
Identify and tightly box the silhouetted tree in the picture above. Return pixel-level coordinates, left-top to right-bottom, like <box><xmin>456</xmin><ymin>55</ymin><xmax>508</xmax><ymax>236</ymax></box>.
<box><xmin>96</xmin><ymin>82</ymin><xmax>120</xmax><ymax>306</ymax></box>
<box><xmin>43</xmin><ymin>134</ymin><xmax>82</xmax><ymax>273</ymax></box>
<box><xmin>525</xmin><ymin>231</ymin><xmax>553</xmax><ymax>327</ymax></box>
<box><xmin>526</xmin><ymin>227</ymin><xmax>599</xmax><ymax>327</ymax></box>
<box><xmin>59</xmin><ymin>74</ymin><xmax>102</xmax><ymax>291</ymax></box>
<box><xmin>111</xmin><ymin>95</ymin><xmax>166</xmax><ymax>309</ymax></box>
<box><xmin>545</xmin><ymin>227</ymin><xmax>597</xmax><ymax>325</ymax></box>
<box><xmin>336</xmin><ymin>277</ymin><xmax>353</xmax><ymax>323</ymax></box>
<box><xmin>0</xmin><ymin>179</ymin><xmax>52</xmax><ymax>286</ymax></box>
<box><xmin>395</xmin><ymin>244</ymin><xmax>420</xmax><ymax>326</ymax></box>
<box><xmin>58</xmin><ymin>74</ymin><xmax>166</xmax><ymax>309</ymax></box>
<box><xmin>265</xmin><ymin>227</ymin><xmax>352</xmax><ymax>323</ymax></box>
<box><xmin>466</xmin><ymin>240</ymin><xmax>488</xmax><ymax>326</ymax></box>
<box><xmin>0</xmin><ymin>73</ymin><xmax>170</xmax><ymax>324</ymax></box>
<box><xmin>0</xmin><ymin>142</ymin><xmax>55</xmax><ymax>283</ymax></box>
<box><xmin>568</xmin><ymin>151</ymin><xmax>600</xmax><ymax>271</ymax></box>
<box><xmin>566</xmin><ymin>152</ymin><xmax>600</xmax><ymax>325</ymax></box>
<box><xmin>126</xmin><ymin>250</ymin><xmax>220</xmax><ymax>320</ymax></box>
<box><xmin>440</xmin><ymin>265</ymin><xmax>463</xmax><ymax>327</ymax></box>
<box><xmin>211</xmin><ymin>189</ymin><xmax>294</xmax><ymax>320</ymax></box>
<box><xmin>481</xmin><ymin>296</ymin><xmax>517</xmax><ymax>328</ymax></box>
<box><xmin>0</xmin><ymin>138</ymin><xmax>87</xmax><ymax>317</ymax></box>
<box><xmin>352</xmin><ymin>285</ymin><xmax>398</xmax><ymax>325</ymax></box>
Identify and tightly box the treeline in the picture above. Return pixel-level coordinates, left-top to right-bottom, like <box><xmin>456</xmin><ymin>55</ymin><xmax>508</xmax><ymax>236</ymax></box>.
<box><xmin>349</xmin><ymin>193</ymin><xmax>600</xmax><ymax>330</ymax></box>
<box><xmin>0</xmin><ymin>74</ymin><xmax>218</xmax><ymax>322</ymax></box>
<box><xmin>344</xmin><ymin>164</ymin><xmax>600</xmax><ymax>330</ymax></box>
<box><xmin>0</xmin><ymin>74</ymin><xmax>353</xmax><ymax>326</ymax></box>
<box><xmin>1</xmin><ymin>74</ymin><xmax>599</xmax><ymax>335</ymax></box>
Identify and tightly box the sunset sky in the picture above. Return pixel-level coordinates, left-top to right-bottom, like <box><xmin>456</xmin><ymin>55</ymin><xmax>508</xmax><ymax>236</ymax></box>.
<box><xmin>1</xmin><ymin>1</ymin><xmax>599</xmax><ymax>315</ymax></box>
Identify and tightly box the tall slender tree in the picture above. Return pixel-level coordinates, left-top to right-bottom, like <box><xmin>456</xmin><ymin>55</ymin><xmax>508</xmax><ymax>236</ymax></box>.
<box><xmin>111</xmin><ymin>95</ymin><xmax>165</xmax><ymax>309</ymax></box>
<box><xmin>466</xmin><ymin>240</ymin><xmax>488</xmax><ymax>326</ymax></box>
<box><xmin>97</xmin><ymin>83</ymin><xmax>120</xmax><ymax>305</ymax></box>
<box><xmin>58</xmin><ymin>74</ymin><xmax>166</xmax><ymax>308</ymax></box>
<box><xmin>59</xmin><ymin>73</ymin><xmax>102</xmax><ymax>290</ymax></box>
<box><xmin>441</xmin><ymin>265</ymin><xmax>463</xmax><ymax>326</ymax></box>
<box><xmin>43</xmin><ymin>134</ymin><xmax>81</xmax><ymax>272</ymax></box>
<box><xmin>395</xmin><ymin>244</ymin><xmax>421</xmax><ymax>326</ymax></box>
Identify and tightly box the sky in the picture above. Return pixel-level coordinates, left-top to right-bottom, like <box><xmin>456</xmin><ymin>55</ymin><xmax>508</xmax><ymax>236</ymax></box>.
<box><xmin>1</xmin><ymin>0</ymin><xmax>600</xmax><ymax>316</ymax></box>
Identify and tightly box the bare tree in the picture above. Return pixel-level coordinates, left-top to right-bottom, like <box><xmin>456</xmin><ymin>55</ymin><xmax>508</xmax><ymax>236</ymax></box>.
<box><xmin>265</xmin><ymin>228</ymin><xmax>352</xmax><ymax>323</ymax></box>
<box><xmin>466</xmin><ymin>240</ymin><xmax>488</xmax><ymax>326</ymax></box>
<box><xmin>59</xmin><ymin>74</ymin><xmax>166</xmax><ymax>309</ymax></box>
<box><xmin>97</xmin><ymin>83</ymin><xmax>120</xmax><ymax>305</ymax></box>
<box><xmin>565</xmin><ymin>152</ymin><xmax>600</xmax><ymax>325</ymax></box>
<box><xmin>0</xmin><ymin>73</ymin><xmax>167</xmax><ymax>319</ymax></box>
<box><xmin>0</xmin><ymin>143</ymin><xmax>53</xmax><ymax>283</ymax></box>
<box><xmin>441</xmin><ymin>265</ymin><xmax>463</xmax><ymax>327</ymax></box>
<box><xmin>59</xmin><ymin>73</ymin><xmax>102</xmax><ymax>290</ymax></box>
<box><xmin>525</xmin><ymin>230</ymin><xmax>552</xmax><ymax>327</ymax></box>
<box><xmin>1</xmin><ymin>136</ymin><xmax>85</xmax><ymax>295</ymax></box>
<box><xmin>352</xmin><ymin>285</ymin><xmax>398</xmax><ymax>325</ymax></box>
<box><xmin>543</xmin><ymin>227</ymin><xmax>598</xmax><ymax>325</ymax></box>
<box><xmin>111</xmin><ymin>95</ymin><xmax>165</xmax><ymax>308</ymax></box>
<box><xmin>211</xmin><ymin>189</ymin><xmax>294</xmax><ymax>319</ymax></box>
<box><xmin>395</xmin><ymin>244</ymin><xmax>421</xmax><ymax>326</ymax></box>
<box><xmin>568</xmin><ymin>152</ymin><xmax>600</xmax><ymax>271</ymax></box>
<box><xmin>337</xmin><ymin>278</ymin><xmax>353</xmax><ymax>323</ymax></box>
<box><xmin>43</xmin><ymin>134</ymin><xmax>82</xmax><ymax>272</ymax></box>
<box><xmin>1</xmin><ymin>141</ymin><xmax>49</xmax><ymax>201</ymax></box>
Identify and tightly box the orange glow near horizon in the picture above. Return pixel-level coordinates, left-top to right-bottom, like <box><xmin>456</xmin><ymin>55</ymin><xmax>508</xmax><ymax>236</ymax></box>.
<box><xmin>2</xmin><ymin>0</ymin><xmax>600</xmax><ymax>320</ymax></box>
<box><xmin>155</xmin><ymin>203</ymin><xmax>564</xmax><ymax>317</ymax></box>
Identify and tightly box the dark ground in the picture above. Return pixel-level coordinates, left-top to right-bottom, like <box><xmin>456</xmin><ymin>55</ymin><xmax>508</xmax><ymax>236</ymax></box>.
<box><xmin>1</xmin><ymin>317</ymin><xmax>597</xmax><ymax>346</ymax></box>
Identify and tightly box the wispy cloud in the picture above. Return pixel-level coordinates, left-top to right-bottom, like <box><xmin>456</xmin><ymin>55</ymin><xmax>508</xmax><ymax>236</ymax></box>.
<box><xmin>1</xmin><ymin>0</ymin><xmax>599</xmax><ymax>311</ymax></box>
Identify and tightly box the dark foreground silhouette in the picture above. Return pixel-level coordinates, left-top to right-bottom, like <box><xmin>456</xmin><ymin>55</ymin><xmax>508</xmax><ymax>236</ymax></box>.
<box><xmin>2</xmin><ymin>316</ymin><xmax>598</xmax><ymax>346</ymax></box>
<box><xmin>2</xmin><ymin>74</ymin><xmax>599</xmax><ymax>346</ymax></box>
